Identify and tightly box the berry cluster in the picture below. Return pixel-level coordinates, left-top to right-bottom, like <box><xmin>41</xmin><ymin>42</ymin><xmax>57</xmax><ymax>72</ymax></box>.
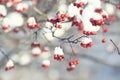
<box><xmin>67</xmin><ymin>60</ymin><xmax>80</xmax><ymax>71</ymax></box>
<box><xmin>80</xmin><ymin>37</ymin><xmax>93</xmax><ymax>48</ymax></box>
<box><xmin>73</xmin><ymin>0</ymin><xmax>87</xmax><ymax>8</ymax></box>
<box><xmin>54</xmin><ymin>47</ymin><xmax>64</xmax><ymax>61</ymax></box>
<box><xmin>26</xmin><ymin>17</ymin><xmax>40</xmax><ymax>29</ymax></box>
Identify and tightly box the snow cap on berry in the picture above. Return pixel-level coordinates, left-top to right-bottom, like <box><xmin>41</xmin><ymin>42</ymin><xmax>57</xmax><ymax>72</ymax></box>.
<box><xmin>1</xmin><ymin>18</ymin><xmax>11</xmax><ymax>32</ymax></box>
<box><xmin>54</xmin><ymin>47</ymin><xmax>64</xmax><ymax>55</ymax></box>
<box><xmin>27</xmin><ymin>17</ymin><xmax>37</xmax><ymax>26</ymax></box>
<box><xmin>32</xmin><ymin>47</ymin><xmax>41</xmax><ymax>57</ymax></box>
<box><xmin>15</xmin><ymin>2</ymin><xmax>28</xmax><ymax>13</ymax></box>
<box><xmin>92</xmin><ymin>12</ymin><xmax>103</xmax><ymax>20</ymax></box>
<box><xmin>81</xmin><ymin>37</ymin><xmax>92</xmax><ymax>44</ymax></box>
<box><xmin>0</xmin><ymin>5</ymin><xmax>7</xmax><ymax>17</ymax></box>
<box><xmin>42</xmin><ymin>59</ymin><xmax>50</xmax><ymax>68</ymax></box>
<box><xmin>5</xmin><ymin>59</ymin><xmax>14</xmax><ymax>71</ymax></box>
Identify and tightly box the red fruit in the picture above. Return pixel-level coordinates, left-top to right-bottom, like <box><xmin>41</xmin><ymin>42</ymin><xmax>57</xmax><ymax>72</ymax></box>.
<box><xmin>80</xmin><ymin>43</ymin><xmax>87</xmax><ymax>48</ymax></box>
<box><xmin>2</xmin><ymin>26</ymin><xmax>10</xmax><ymax>30</ymax></box>
<box><xmin>67</xmin><ymin>67</ymin><xmax>74</xmax><ymax>71</ymax></box>
<box><xmin>102</xmin><ymin>27</ymin><xmax>108</xmax><ymax>33</ymax></box>
<box><xmin>76</xmin><ymin>4</ymin><xmax>80</xmax><ymax>8</ymax></box>
<box><xmin>90</xmin><ymin>31</ymin><xmax>97</xmax><ymax>35</ymax></box>
<box><xmin>75</xmin><ymin>60</ymin><xmax>80</xmax><ymax>65</ymax></box>
<box><xmin>78</xmin><ymin>25</ymin><xmax>83</xmax><ymax>30</ymax></box>
<box><xmin>42</xmin><ymin>64</ymin><xmax>49</xmax><ymax>69</ymax></box>
<box><xmin>54</xmin><ymin>54</ymin><xmax>64</xmax><ymax>61</ymax></box>
<box><xmin>109</xmin><ymin>15</ymin><xmax>116</xmax><ymax>23</ymax></box>
<box><xmin>73</xmin><ymin>3</ymin><xmax>77</xmax><ymax>6</ymax></box>
<box><xmin>102</xmin><ymin>38</ymin><xmax>106</xmax><ymax>43</ymax></box>
<box><xmin>102</xmin><ymin>15</ymin><xmax>107</xmax><ymax>20</ymax></box>
<box><xmin>95</xmin><ymin>8</ymin><xmax>102</xmax><ymax>13</ymax></box>
<box><xmin>79</xmin><ymin>2</ymin><xmax>85</xmax><ymax>7</ymax></box>
<box><xmin>68</xmin><ymin>17</ymin><xmax>75</xmax><ymax>21</ymax></box>
<box><xmin>73</xmin><ymin>60</ymin><xmax>80</xmax><ymax>65</ymax></box>
<box><xmin>88</xmin><ymin>42</ymin><xmax>93</xmax><ymax>47</ymax></box>
<box><xmin>54</xmin><ymin>54</ymin><xmax>58</xmax><ymax>59</ymax></box>
<box><xmin>33</xmin><ymin>53</ymin><xmax>40</xmax><ymax>57</ymax></box>
<box><xmin>5</xmin><ymin>0</ymin><xmax>10</xmax><ymax>2</ymax></box>
<box><xmin>55</xmin><ymin>24</ymin><xmax>62</xmax><ymax>29</ymax></box>
<box><xmin>26</xmin><ymin>22</ymin><xmax>40</xmax><ymax>29</ymax></box>
<box><xmin>90</xmin><ymin>18</ymin><xmax>96</xmax><ymax>26</ymax></box>
<box><xmin>0</xmin><ymin>13</ymin><xmax>5</xmax><ymax>17</ymax></box>
<box><xmin>42</xmin><ymin>47</ymin><xmax>50</xmax><ymax>52</ymax></box>
<box><xmin>90</xmin><ymin>18</ymin><xmax>94</xmax><ymax>22</ymax></box>
<box><xmin>5</xmin><ymin>66</ymin><xmax>14</xmax><ymax>71</ymax></box>
<box><xmin>80</xmin><ymin>10</ymin><xmax>83</xmax><ymax>15</ymax></box>
<box><xmin>31</xmin><ymin>43</ymin><xmax>40</xmax><ymax>47</ymax></box>
<box><xmin>72</xmin><ymin>21</ymin><xmax>78</xmax><ymax>26</ymax></box>
<box><xmin>116</xmin><ymin>4</ymin><xmax>120</xmax><ymax>9</ymax></box>
<box><xmin>83</xmin><ymin>31</ymin><xmax>97</xmax><ymax>35</ymax></box>
<box><xmin>13</xmin><ymin>28</ymin><xmax>19</xmax><ymax>33</ymax></box>
<box><xmin>96</xmin><ymin>19</ymin><xmax>104</xmax><ymax>25</ymax></box>
<box><xmin>69</xmin><ymin>61</ymin><xmax>74</xmax><ymax>66</ymax></box>
<box><xmin>36</xmin><ymin>23</ymin><xmax>40</xmax><ymax>27</ymax></box>
<box><xmin>68</xmin><ymin>60</ymin><xmax>80</xmax><ymax>67</ymax></box>
<box><xmin>50</xmin><ymin>19</ymin><xmax>55</xmax><ymax>23</ymax></box>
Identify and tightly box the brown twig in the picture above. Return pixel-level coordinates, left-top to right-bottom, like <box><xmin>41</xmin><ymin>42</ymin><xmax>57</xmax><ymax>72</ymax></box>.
<box><xmin>33</xmin><ymin>6</ymin><xmax>48</xmax><ymax>18</ymax></box>
<box><xmin>110</xmin><ymin>39</ymin><xmax>120</xmax><ymax>55</ymax></box>
<box><xmin>0</xmin><ymin>48</ymin><xmax>9</xmax><ymax>60</ymax></box>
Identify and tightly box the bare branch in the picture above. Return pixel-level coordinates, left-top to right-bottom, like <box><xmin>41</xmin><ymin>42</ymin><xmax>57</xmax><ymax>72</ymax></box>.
<box><xmin>33</xmin><ymin>6</ymin><xmax>48</xmax><ymax>18</ymax></box>
<box><xmin>110</xmin><ymin>39</ymin><xmax>120</xmax><ymax>55</ymax></box>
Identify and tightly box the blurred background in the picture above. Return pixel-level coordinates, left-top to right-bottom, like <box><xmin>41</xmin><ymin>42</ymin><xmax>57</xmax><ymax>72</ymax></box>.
<box><xmin>0</xmin><ymin>0</ymin><xmax>120</xmax><ymax>80</ymax></box>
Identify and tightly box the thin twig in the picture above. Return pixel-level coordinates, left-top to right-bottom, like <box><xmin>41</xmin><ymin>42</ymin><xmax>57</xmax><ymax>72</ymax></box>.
<box><xmin>0</xmin><ymin>48</ymin><xmax>9</xmax><ymax>60</ymax></box>
<box><xmin>110</xmin><ymin>39</ymin><xmax>120</xmax><ymax>55</ymax></box>
<box><xmin>69</xmin><ymin>42</ymin><xmax>76</xmax><ymax>56</ymax></box>
<box><xmin>33</xmin><ymin>6</ymin><xmax>48</xmax><ymax>18</ymax></box>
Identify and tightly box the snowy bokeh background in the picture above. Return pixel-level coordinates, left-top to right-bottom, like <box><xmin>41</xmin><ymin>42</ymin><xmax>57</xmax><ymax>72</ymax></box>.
<box><xmin>0</xmin><ymin>0</ymin><xmax>120</xmax><ymax>80</ymax></box>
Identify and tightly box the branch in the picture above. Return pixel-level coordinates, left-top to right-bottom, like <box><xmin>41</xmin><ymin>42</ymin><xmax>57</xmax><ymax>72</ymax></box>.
<box><xmin>43</xmin><ymin>25</ymin><xmax>88</xmax><ymax>44</ymax></box>
<box><xmin>0</xmin><ymin>48</ymin><xmax>16</xmax><ymax>64</ymax></box>
<box><xmin>110</xmin><ymin>39</ymin><xmax>120</xmax><ymax>55</ymax></box>
<box><xmin>0</xmin><ymin>48</ymin><xmax>9</xmax><ymax>60</ymax></box>
<box><xmin>101</xmin><ymin>0</ymin><xmax>116</xmax><ymax>5</ymax></box>
<box><xmin>33</xmin><ymin>6</ymin><xmax>48</xmax><ymax>19</ymax></box>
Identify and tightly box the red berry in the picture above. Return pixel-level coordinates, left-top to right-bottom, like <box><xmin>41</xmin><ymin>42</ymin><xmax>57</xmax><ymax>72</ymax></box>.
<box><xmin>95</xmin><ymin>8</ymin><xmax>102</xmax><ymax>13</ymax></box>
<box><xmin>42</xmin><ymin>64</ymin><xmax>49</xmax><ymax>69</ymax></box>
<box><xmin>88</xmin><ymin>42</ymin><xmax>93</xmax><ymax>47</ymax></box>
<box><xmin>109</xmin><ymin>15</ymin><xmax>116</xmax><ymax>23</ymax></box>
<box><xmin>116</xmin><ymin>4</ymin><xmax>120</xmax><ymax>9</ymax></box>
<box><xmin>79</xmin><ymin>2</ymin><xmax>85</xmax><ymax>7</ymax></box>
<box><xmin>33</xmin><ymin>53</ymin><xmax>40</xmax><ymax>57</ymax></box>
<box><xmin>102</xmin><ymin>38</ymin><xmax>106</xmax><ymax>43</ymax></box>
<box><xmin>102</xmin><ymin>27</ymin><xmax>108</xmax><ymax>33</ymax></box>
<box><xmin>2</xmin><ymin>26</ymin><xmax>10</xmax><ymax>30</ymax></box>
<box><xmin>90</xmin><ymin>18</ymin><xmax>94</xmax><ymax>22</ymax></box>
<box><xmin>73</xmin><ymin>3</ymin><xmax>77</xmax><ymax>6</ymax></box>
<box><xmin>55</xmin><ymin>24</ymin><xmax>62</xmax><ymax>29</ymax></box>
<box><xmin>13</xmin><ymin>28</ymin><xmax>19</xmax><ymax>33</ymax></box>
<box><xmin>31</xmin><ymin>43</ymin><xmax>40</xmax><ymax>47</ymax></box>
<box><xmin>96</xmin><ymin>19</ymin><xmax>104</xmax><ymax>25</ymax></box>
<box><xmin>102</xmin><ymin>15</ymin><xmax>107</xmax><ymax>20</ymax></box>
<box><xmin>76</xmin><ymin>4</ymin><xmax>80</xmax><ymax>8</ymax></box>
<box><xmin>80</xmin><ymin>10</ymin><xmax>83</xmax><ymax>15</ymax></box>
<box><xmin>67</xmin><ymin>67</ymin><xmax>74</xmax><ymax>71</ymax></box>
